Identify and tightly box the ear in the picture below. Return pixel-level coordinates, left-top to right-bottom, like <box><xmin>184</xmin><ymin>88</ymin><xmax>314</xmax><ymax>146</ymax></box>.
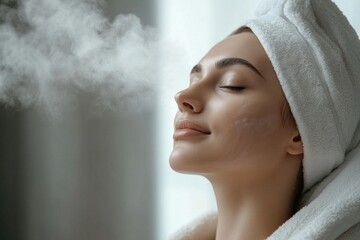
<box><xmin>287</xmin><ymin>130</ymin><xmax>304</xmax><ymax>156</ymax></box>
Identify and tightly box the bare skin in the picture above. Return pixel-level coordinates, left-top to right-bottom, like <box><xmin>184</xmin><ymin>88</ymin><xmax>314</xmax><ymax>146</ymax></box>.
<box><xmin>170</xmin><ymin>32</ymin><xmax>303</xmax><ymax>240</ymax></box>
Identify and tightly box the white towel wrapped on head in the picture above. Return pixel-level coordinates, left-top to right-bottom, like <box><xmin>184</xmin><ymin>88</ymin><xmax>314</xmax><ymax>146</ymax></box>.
<box><xmin>246</xmin><ymin>0</ymin><xmax>360</xmax><ymax>191</ymax></box>
<box><xmin>247</xmin><ymin>0</ymin><xmax>360</xmax><ymax>238</ymax></box>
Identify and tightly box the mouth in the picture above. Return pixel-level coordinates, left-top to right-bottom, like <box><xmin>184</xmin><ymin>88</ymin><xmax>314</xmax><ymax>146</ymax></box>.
<box><xmin>173</xmin><ymin>119</ymin><xmax>211</xmax><ymax>140</ymax></box>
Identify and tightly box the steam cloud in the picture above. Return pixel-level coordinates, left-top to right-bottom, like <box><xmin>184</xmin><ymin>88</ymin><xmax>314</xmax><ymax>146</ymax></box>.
<box><xmin>0</xmin><ymin>0</ymin><xmax>164</xmax><ymax>115</ymax></box>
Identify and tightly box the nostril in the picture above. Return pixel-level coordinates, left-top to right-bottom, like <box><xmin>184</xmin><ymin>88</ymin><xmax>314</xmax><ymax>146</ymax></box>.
<box><xmin>183</xmin><ymin>102</ymin><xmax>194</xmax><ymax>110</ymax></box>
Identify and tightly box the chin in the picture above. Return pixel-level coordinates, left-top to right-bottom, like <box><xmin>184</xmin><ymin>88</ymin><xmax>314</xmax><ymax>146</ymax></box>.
<box><xmin>169</xmin><ymin>150</ymin><xmax>200</xmax><ymax>174</ymax></box>
<box><xmin>169</xmin><ymin>151</ymin><xmax>190</xmax><ymax>173</ymax></box>
<box><xmin>169</xmin><ymin>152</ymin><xmax>215</xmax><ymax>177</ymax></box>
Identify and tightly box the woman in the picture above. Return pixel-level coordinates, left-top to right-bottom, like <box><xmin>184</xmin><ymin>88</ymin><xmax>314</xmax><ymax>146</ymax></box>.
<box><xmin>170</xmin><ymin>0</ymin><xmax>360</xmax><ymax>239</ymax></box>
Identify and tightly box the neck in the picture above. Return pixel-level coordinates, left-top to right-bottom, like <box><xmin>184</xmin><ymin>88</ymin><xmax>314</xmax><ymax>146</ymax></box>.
<box><xmin>208</xmin><ymin>159</ymin><xmax>301</xmax><ymax>240</ymax></box>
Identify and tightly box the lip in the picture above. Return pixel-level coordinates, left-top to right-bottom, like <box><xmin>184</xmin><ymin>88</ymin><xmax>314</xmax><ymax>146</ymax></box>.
<box><xmin>173</xmin><ymin>119</ymin><xmax>211</xmax><ymax>140</ymax></box>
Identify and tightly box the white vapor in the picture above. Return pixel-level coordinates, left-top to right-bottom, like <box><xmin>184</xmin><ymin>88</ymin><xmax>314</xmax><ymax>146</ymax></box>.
<box><xmin>0</xmin><ymin>0</ymin><xmax>163</xmax><ymax>114</ymax></box>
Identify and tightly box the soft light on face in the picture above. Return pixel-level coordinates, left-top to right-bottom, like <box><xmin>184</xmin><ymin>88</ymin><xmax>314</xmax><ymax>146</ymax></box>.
<box><xmin>169</xmin><ymin>32</ymin><xmax>298</xmax><ymax>185</ymax></box>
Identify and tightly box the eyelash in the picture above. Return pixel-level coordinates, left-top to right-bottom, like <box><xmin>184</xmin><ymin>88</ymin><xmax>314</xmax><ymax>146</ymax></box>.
<box><xmin>219</xmin><ymin>86</ymin><xmax>245</xmax><ymax>91</ymax></box>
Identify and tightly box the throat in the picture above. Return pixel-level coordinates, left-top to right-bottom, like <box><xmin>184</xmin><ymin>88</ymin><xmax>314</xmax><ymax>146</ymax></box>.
<box><xmin>215</xmin><ymin>205</ymin><xmax>292</xmax><ymax>240</ymax></box>
<box><xmin>211</xmin><ymin>178</ymin><xmax>297</xmax><ymax>240</ymax></box>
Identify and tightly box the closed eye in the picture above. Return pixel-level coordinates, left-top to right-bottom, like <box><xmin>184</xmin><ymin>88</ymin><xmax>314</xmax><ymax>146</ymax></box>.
<box><xmin>219</xmin><ymin>86</ymin><xmax>245</xmax><ymax>91</ymax></box>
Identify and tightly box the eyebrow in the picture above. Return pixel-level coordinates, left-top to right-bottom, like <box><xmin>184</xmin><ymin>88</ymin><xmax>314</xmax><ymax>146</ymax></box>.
<box><xmin>190</xmin><ymin>57</ymin><xmax>264</xmax><ymax>79</ymax></box>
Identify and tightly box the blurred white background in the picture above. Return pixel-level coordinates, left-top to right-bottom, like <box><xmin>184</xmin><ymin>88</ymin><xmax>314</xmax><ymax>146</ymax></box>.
<box><xmin>0</xmin><ymin>1</ymin><xmax>359</xmax><ymax>240</ymax></box>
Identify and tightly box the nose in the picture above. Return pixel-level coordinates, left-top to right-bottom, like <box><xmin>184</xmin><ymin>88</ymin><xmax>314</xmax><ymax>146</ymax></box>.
<box><xmin>175</xmin><ymin>87</ymin><xmax>203</xmax><ymax>113</ymax></box>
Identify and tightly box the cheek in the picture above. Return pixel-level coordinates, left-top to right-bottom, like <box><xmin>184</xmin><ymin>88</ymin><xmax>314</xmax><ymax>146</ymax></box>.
<box><xmin>234</xmin><ymin>114</ymin><xmax>282</xmax><ymax>137</ymax></box>
<box><xmin>218</xmin><ymin>108</ymin><xmax>285</xmax><ymax>163</ymax></box>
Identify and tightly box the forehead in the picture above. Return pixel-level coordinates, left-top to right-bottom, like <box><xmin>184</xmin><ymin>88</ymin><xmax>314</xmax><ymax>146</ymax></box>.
<box><xmin>199</xmin><ymin>32</ymin><xmax>276</xmax><ymax>80</ymax></box>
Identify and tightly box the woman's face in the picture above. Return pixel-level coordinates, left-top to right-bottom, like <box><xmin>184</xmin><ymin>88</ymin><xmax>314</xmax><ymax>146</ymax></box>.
<box><xmin>169</xmin><ymin>32</ymin><xmax>298</xmax><ymax>183</ymax></box>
